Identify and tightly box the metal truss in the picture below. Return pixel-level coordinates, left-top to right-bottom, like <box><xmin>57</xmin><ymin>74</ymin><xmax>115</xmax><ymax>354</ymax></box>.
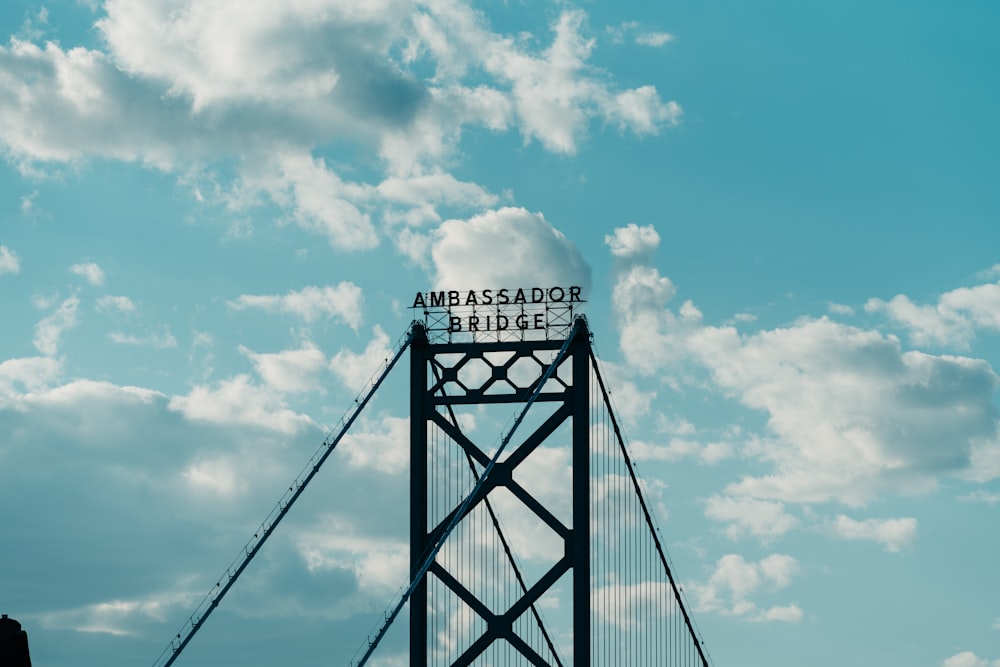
<box><xmin>410</xmin><ymin>318</ymin><xmax>591</xmax><ymax>666</ymax></box>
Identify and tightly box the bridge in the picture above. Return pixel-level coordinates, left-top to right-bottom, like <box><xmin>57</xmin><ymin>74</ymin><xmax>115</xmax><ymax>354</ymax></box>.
<box><xmin>151</xmin><ymin>313</ymin><xmax>712</xmax><ymax>667</ymax></box>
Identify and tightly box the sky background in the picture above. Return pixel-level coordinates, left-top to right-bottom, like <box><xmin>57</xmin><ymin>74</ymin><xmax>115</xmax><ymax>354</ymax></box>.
<box><xmin>2</xmin><ymin>1</ymin><xmax>999</xmax><ymax>666</ymax></box>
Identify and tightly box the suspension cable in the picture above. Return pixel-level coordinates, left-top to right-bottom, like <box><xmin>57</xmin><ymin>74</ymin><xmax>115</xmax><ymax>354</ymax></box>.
<box><xmin>588</xmin><ymin>349</ymin><xmax>711</xmax><ymax>667</ymax></box>
<box><xmin>150</xmin><ymin>326</ymin><xmax>415</xmax><ymax>667</ymax></box>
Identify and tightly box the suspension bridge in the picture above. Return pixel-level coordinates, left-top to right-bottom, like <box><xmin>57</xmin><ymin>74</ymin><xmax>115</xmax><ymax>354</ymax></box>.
<box><xmin>150</xmin><ymin>301</ymin><xmax>712</xmax><ymax>667</ymax></box>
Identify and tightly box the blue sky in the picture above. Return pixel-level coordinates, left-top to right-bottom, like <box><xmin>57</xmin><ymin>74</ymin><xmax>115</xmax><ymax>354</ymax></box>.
<box><xmin>2</xmin><ymin>1</ymin><xmax>999</xmax><ymax>666</ymax></box>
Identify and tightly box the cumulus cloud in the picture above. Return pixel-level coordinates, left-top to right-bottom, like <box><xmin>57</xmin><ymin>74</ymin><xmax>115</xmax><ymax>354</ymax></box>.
<box><xmin>628</xmin><ymin>438</ymin><xmax>733</xmax><ymax>465</ymax></box>
<box><xmin>228</xmin><ymin>283</ymin><xmax>363</xmax><ymax>328</ymax></box>
<box><xmin>690</xmin><ymin>553</ymin><xmax>802</xmax><ymax>622</ymax></box>
<box><xmin>476</xmin><ymin>10</ymin><xmax>679</xmax><ymax>154</ymax></box>
<box><xmin>109</xmin><ymin>326</ymin><xmax>178</xmax><ymax>349</ymax></box>
<box><xmin>261</xmin><ymin>153</ymin><xmax>379</xmax><ymax>251</ymax></box>
<box><xmin>693</xmin><ymin>320</ymin><xmax>999</xmax><ymax>505</ymax></box>
<box><xmin>377</xmin><ymin>171</ymin><xmax>498</xmax><ymax>211</ymax></box>
<box><xmin>34</xmin><ymin>295</ymin><xmax>80</xmax><ymax>356</ymax></box>
<box><xmin>0</xmin><ymin>334</ymin><xmax>417</xmax><ymax>659</ymax></box>
<box><xmin>957</xmin><ymin>489</ymin><xmax>1000</xmax><ymax>504</ymax></box>
<box><xmin>866</xmin><ymin>278</ymin><xmax>1000</xmax><ymax>349</ymax></box>
<box><xmin>942</xmin><ymin>651</ymin><xmax>1000</xmax><ymax>667</ymax></box>
<box><xmin>431</xmin><ymin>207</ymin><xmax>590</xmax><ymax>294</ymax></box>
<box><xmin>70</xmin><ymin>261</ymin><xmax>106</xmax><ymax>285</ymax></box>
<box><xmin>828</xmin><ymin>302</ymin><xmax>854</xmax><ymax>316</ymax></box>
<box><xmin>830</xmin><ymin>515</ymin><xmax>917</xmax><ymax>552</ymax></box>
<box><xmin>96</xmin><ymin>295</ymin><xmax>137</xmax><ymax>314</ymax></box>
<box><xmin>611</xmin><ymin>264</ymin><xmax>702</xmax><ymax>372</ymax></box>
<box><xmin>704</xmin><ymin>495</ymin><xmax>800</xmax><ymax>541</ymax></box>
<box><xmin>292</xmin><ymin>514</ymin><xmax>409</xmax><ymax>596</ymax></box>
<box><xmin>329</xmin><ymin>325</ymin><xmax>394</xmax><ymax>394</ymax></box>
<box><xmin>37</xmin><ymin>589</ymin><xmax>196</xmax><ymax>637</ymax></box>
<box><xmin>0</xmin><ymin>356</ymin><xmax>62</xmax><ymax>400</ymax></box>
<box><xmin>0</xmin><ymin>245</ymin><xmax>20</xmax><ymax>274</ymax></box>
<box><xmin>604</xmin><ymin>223</ymin><xmax>660</xmax><ymax>259</ymax></box>
<box><xmin>636</xmin><ymin>32</ymin><xmax>675</xmax><ymax>48</ymax></box>
<box><xmin>607</xmin><ymin>87</ymin><xmax>681</xmax><ymax>135</ymax></box>
<box><xmin>609</xmin><ymin>237</ymin><xmax>1000</xmax><ymax>507</ymax></box>
<box><xmin>4</xmin><ymin>379</ymin><xmax>163</xmax><ymax>448</ymax></box>
<box><xmin>240</xmin><ymin>342</ymin><xmax>328</xmax><ymax>394</ymax></box>
<box><xmin>606</xmin><ymin>21</ymin><xmax>674</xmax><ymax>48</ymax></box>
<box><xmin>168</xmin><ymin>375</ymin><xmax>315</xmax><ymax>434</ymax></box>
<box><xmin>594</xmin><ymin>357</ymin><xmax>657</xmax><ymax>424</ymax></box>
<box><xmin>1</xmin><ymin>1</ymin><xmax>679</xmax><ymax>254</ymax></box>
<box><xmin>338</xmin><ymin>415</ymin><xmax>410</xmax><ymax>475</ymax></box>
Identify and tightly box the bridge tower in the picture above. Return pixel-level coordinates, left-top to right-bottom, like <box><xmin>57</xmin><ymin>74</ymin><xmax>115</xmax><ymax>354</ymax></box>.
<box><xmin>409</xmin><ymin>317</ymin><xmax>591</xmax><ymax>666</ymax></box>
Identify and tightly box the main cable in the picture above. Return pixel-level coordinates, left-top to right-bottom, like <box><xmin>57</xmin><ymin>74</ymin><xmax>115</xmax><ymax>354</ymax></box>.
<box><xmin>150</xmin><ymin>326</ymin><xmax>415</xmax><ymax>667</ymax></box>
<box><xmin>589</xmin><ymin>349</ymin><xmax>711</xmax><ymax>667</ymax></box>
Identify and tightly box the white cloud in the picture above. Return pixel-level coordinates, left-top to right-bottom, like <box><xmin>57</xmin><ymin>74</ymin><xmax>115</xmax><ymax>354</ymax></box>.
<box><xmin>377</xmin><ymin>171</ymin><xmax>498</xmax><ymax>210</ymax></box>
<box><xmin>240</xmin><ymin>342</ymin><xmax>327</xmax><ymax>394</ymax></box>
<box><xmin>70</xmin><ymin>261</ymin><xmax>105</xmax><ymax>285</ymax></box>
<box><xmin>33</xmin><ymin>295</ymin><xmax>80</xmax><ymax>356</ymax></box>
<box><xmin>757</xmin><ymin>604</ymin><xmax>804</xmax><ymax>623</ymax></box>
<box><xmin>329</xmin><ymin>325</ymin><xmax>393</xmax><ymax>394</ymax></box>
<box><xmin>830</xmin><ymin>515</ymin><xmax>917</xmax><ymax>552</ymax></box>
<box><xmin>6</xmin><ymin>379</ymin><xmax>163</xmax><ymax>445</ymax></box>
<box><xmin>610</xmin><ymin>251</ymin><xmax>1000</xmax><ymax>506</ymax></box>
<box><xmin>1</xmin><ymin>1</ymin><xmax>678</xmax><ymax>252</ymax></box>
<box><xmin>607</xmin><ymin>86</ymin><xmax>681</xmax><ymax>135</ymax></box>
<box><xmin>693</xmin><ymin>320</ymin><xmax>999</xmax><ymax>505</ymax></box>
<box><xmin>967</xmin><ymin>432</ymin><xmax>1000</xmax><ymax>483</ymax></box>
<box><xmin>431</xmin><ymin>207</ymin><xmax>591</xmax><ymax>292</ymax></box>
<box><xmin>0</xmin><ymin>356</ymin><xmax>62</xmax><ymax>400</ymax></box>
<box><xmin>636</xmin><ymin>32</ymin><xmax>675</xmax><ymax>48</ymax></box>
<box><xmin>168</xmin><ymin>375</ymin><xmax>315</xmax><ymax>434</ymax></box>
<box><xmin>182</xmin><ymin>454</ymin><xmax>251</xmax><ymax>499</ymax></box>
<box><xmin>591</xmin><ymin>581</ymin><xmax>678</xmax><ymax>630</ymax></box>
<box><xmin>690</xmin><ymin>553</ymin><xmax>801</xmax><ymax>622</ymax></box>
<box><xmin>0</xmin><ymin>245</ymin><xmax>20</xmax><ymax>274</ymax></box>
<box><xmin>629</xmin><ymin>438</ymin><xmax>733</xmax><ymax>465</ymax></box>
<box><xmin>595</xmin><ymin>358</ymin><xmax>657</xmax><ymax>424</ymax></box>
<box><xmin>957</xmin><ymin>489</ymin><xmax>1000</xmax><ymax>504</ymax></box>
<box><xmin>228</xmin><ymin>283</ymin><xmax>363</xmax><ymax>328</ymax></box>
<box><xmin>611</xmin><ymin>264</ymin><xmax>702</xmax><ymax>372</ymax></box>
<box><xmin>292</xmin><ymin>514</ymin><xmax>409</xmax><ymax>595</ymax></box>
<box><xmin>109</xmin><ymin>326</ymin><xmax>178</xmax><ymax>349</ymax></box>
<box><xmin>96</xmin><ymin>0</ymin><xmax>417</xmax><ymax>115</ymax></box>
<box><xmin>37</xmin><ymin>589</ymin><xmax>196</xmax><ymax>637</ymax></box>
<box><xmin>338</xmin><ymin>415</ymin><xmax>410</xmax><ymax>475</ymax></box>
<box><xmin>975</xmin><ymin>264</ymin><xmax>1000</xmax><ymax>280</ymax></box>
<box><xmin>262</xmin><ymin>153</ymin><xmax>379</xmax><ymax>251</ymax></box>
<box><xmin>942</xmin><ymin>651</ymin><xmax>1000</xmax><ymax>667</ymax></box>
<box><xmin>20</xmin><ymin>191</ymin><xmax>38</xmax><ymax>215</ymax></box>
<box><xmin>705</xmin><ymin>495</ymin><xmax>800</xmax><ymax>541</ymax></box>
<box><xmin>604</xmin><ymin>223</ymin><xmax>660</xmax><ymax>259</ymax></box>
<box><xmin>866</xmin><ymin>279</ymin><xmax>1000</xmax><ymax>348</ymax></box>
<box><xmin>96</xmin><ymin>295</ymin><xmax>137</xmax><ymax>314</ymax></box>
<box><xmin>478</xmin><ymin>10</ymin><xmax>679</xmax><ymax>154</ymax></box>
<box><xmin>828</xmin><ymin>302</ymin><xmax>854</xmax><ymax>315</ymax></box>
<box><xmin>606</xmin><ymin>21</ymin><xmax>674</xmax><ymax>48</ymax></box>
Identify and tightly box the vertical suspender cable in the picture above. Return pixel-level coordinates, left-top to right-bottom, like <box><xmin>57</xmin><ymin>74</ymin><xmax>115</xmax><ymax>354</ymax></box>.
<box><xmin>589</xmin><ymin>350</ymin><xmax>710</xmax><ymax>667</ymax></box>
<box><xmin>352</xmin><ymin>319</ymin><xmax>584</xmax><ymax>667</ymax></box>
<box><xmin>428</xmin><ymin>361</ymin><xmax>566</xmax><ymax>667</ymax></box>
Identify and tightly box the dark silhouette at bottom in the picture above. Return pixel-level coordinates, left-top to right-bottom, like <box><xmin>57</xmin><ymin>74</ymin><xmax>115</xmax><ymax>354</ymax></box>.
<box><xmin>0</xmin><ymin>614</ymin><xmax>32</xmax><ymax>667</ymax></box>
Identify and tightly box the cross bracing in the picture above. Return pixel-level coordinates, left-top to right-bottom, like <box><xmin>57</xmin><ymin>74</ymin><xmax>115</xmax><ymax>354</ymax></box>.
<box><xmin>149</xmin><ymin>317</ymin><xmax>711</xmax><ymax>667</ymax></box>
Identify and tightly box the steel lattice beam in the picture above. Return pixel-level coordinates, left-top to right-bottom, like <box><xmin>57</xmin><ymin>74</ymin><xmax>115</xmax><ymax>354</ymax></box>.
<box><xmin>409</xmin><ymin>318</ymin><xmax>591</xmax><ymax>667</ymax></box>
